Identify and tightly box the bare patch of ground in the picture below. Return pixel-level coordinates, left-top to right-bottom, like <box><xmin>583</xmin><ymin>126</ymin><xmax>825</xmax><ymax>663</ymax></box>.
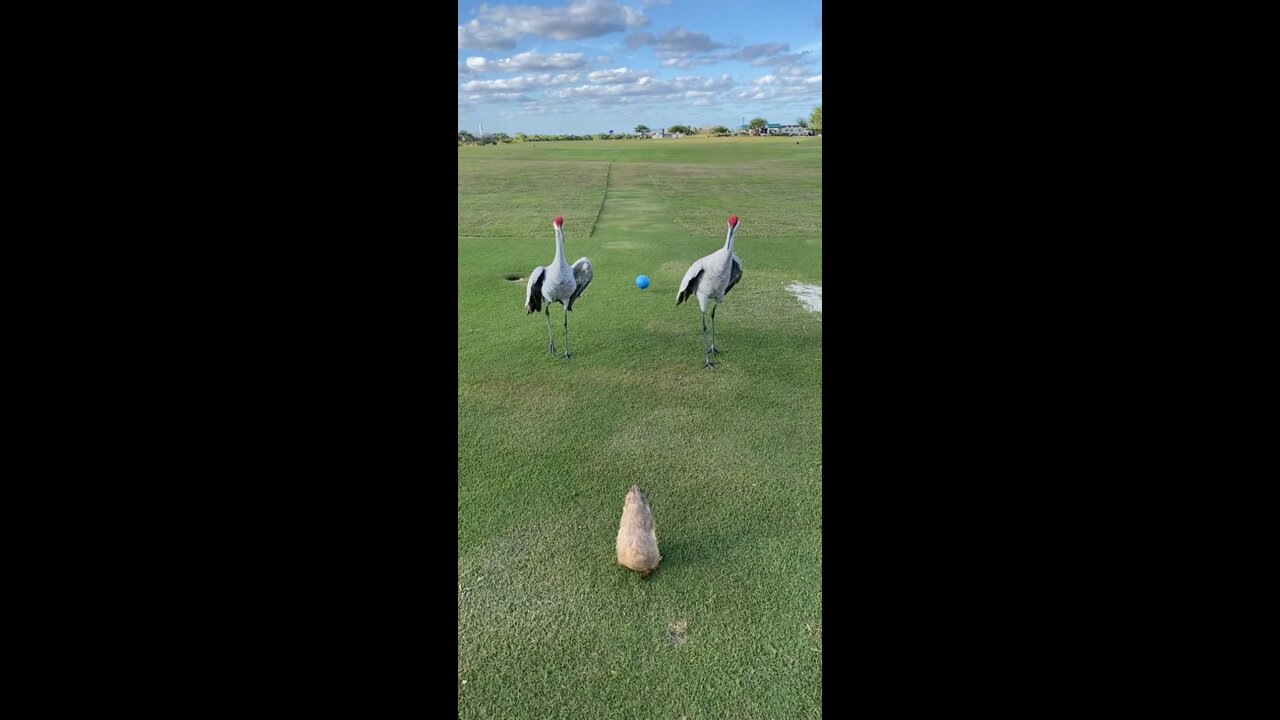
<box><xmin>786</xmin><ymin>283</ymin><xmax>822</xmax><ymax>314</ymax></box>
<box><xmin>667</xmin><ymin>618</ymin><xmax>688</xmax><ymax>645</ymax></box>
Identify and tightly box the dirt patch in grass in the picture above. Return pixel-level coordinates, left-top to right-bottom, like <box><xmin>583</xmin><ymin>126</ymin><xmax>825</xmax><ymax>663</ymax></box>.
<box><xmin>667</xmin><ymin>618</ymin><xmax>689</xmax><ymax>645</ymax></box>
<box><xmin>806</xmin><ymin>621</ymin><xmax>822</xmax><ymax>652</ymax></box>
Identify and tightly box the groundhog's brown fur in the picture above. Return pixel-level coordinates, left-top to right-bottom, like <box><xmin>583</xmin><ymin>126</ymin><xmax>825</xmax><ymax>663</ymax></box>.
<box><xmin>616</xmin><ymin>485</ymin><xmax>660</xmax><ymax>575</ymax></box>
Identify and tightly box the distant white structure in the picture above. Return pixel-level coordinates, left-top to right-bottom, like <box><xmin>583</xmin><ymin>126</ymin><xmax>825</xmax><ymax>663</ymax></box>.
<box><xmin>787</xmin><ymin>282</ymin><xmax>822</xmax><ymax>314</ymax></box>
<box><xmin>769</xmin><ymin>124</ymin><xmax>814</xmax><ymax>136</ymax></box>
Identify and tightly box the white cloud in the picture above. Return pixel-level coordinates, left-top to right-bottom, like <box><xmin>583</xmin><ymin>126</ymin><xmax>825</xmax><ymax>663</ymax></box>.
<box><xmin>619</xmin><ymin>6</ymin><xmax>647</xmax><ymax>27</ymax></box>
<box><xmin>729</xmin><ymin>72</ymin><xmax>821</xmax><ymax>103</ymax></box>
<box><xmin>459</xmin><ymin>73</ymin><xmax>583</xmax><ymax>93</ymax></box>
<box><xmin>640</xmin><ymin>0</ymin><xmax>672</xmax><ymax>6</ymax></box>
<box><xmin>670</xmin><ymin>74</ymin><xmax>734</xmax><ymax>92</ymax></box>
<box><xmin>468</xmin><ymin>93</ymin><xmax>536</xmax><ymax>103</ymax></box>
<box><xmin>631</xmin><ymin>34</ymin><xmax>802</xmax><ymax>71</ymax></box>
<box><xmin>725</xmin><ymin>43</ymin><xmax>789</xmax><ymax>62</ymax></box>
<box><xmin>752</xmin><ymin>73</ymin><xmax>819</xmax><ymax>89</ymax></box>
<box><xmin>653</xmin><ymin>27</ymin><xmax>724</xmax><ymax>52</ymax></box>
<box><xmin>659</xmin><ymin>53</ymin><xmax>720</xmax><ymax>69</ymax></box>
<box><xmin>628</xmin><ymin>27</ymin><xmax>742</xmax><ymax>68</ymax></box>
<box><xmin>507</xmin><ymin>105</ymin><xmax>554</xmax><ymax>116</ymax></box>
<box><xmin>752</xmin><ymin>67</ymin><xmax>814</xmax><ymax>82</ymax></box>
<box><xmin>458</xmin><ymin>20</ymin><xmax>519</xmax><ymax>50</ymax></box>
<box><xmin>587</xmin><ymin>67</ymin><xmax>652</xmax><ymax>83</ymax></box>
<box><xmin>545</xmin><ymin>72</ymin><xmax>732</xmax><ymax>101</ymax></box>
<box><xmin>465</xmin><ymin>51</ymin><xmax>587</xmax><ymax>73</ymax></box>
<box><xmin>551</xmin><ymin>78</ymin><xmax>670</xmax><ymax>100</ymax></box>
<box><xmin>459</xmin><ymin>0</ymin><xmax>650</xmax><ymax>49</ymax></box>
<box><xmin>626</xmin><ymin>31</ymin><xmax>654</xmax><ymax>49</ymax></box>
<box><xmin>753</xmin><ymin>51</ymin><xmax>817</xmax><ymax>69</ymax></box>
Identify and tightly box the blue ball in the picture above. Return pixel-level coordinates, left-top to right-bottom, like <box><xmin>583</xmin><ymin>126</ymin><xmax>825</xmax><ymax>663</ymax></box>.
<box><xmin>636</xmin><ymin>275</ymin><xmax>650</xmax><ymax>289</ymax></box>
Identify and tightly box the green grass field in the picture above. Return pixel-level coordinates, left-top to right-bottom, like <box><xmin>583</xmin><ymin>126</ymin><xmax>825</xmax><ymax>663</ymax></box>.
<box><xmin>459</xmin><ymin>136</ymin><xmax>822</xmax><ymax>719</ymax></box>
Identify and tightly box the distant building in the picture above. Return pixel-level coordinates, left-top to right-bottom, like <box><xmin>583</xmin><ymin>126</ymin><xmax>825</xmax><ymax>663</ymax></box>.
<box><xmin>734</xmin><ymin>122</ymin><xmax>812</xmax><ymax>136</ymax></box>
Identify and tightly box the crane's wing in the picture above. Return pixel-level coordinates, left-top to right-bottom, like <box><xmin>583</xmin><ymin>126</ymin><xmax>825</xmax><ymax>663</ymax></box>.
<box><xmin>724</xmin><ymin>254</ymin><xmax>743</xmax><ymax>296</ymax></box>
<box><xmin>525</xmin><ymin>266</ymin><xmax>546</xmax><ymax>313</ymax></box>
<box><xmin>676</xmin><ymin>259</ymin><xmax>705</xmax><ymax>305</ymax></box>
<box><xmin>567</xmin><ymin>257</ymin><xmax>592</xmax><ymax>311</ymax></box>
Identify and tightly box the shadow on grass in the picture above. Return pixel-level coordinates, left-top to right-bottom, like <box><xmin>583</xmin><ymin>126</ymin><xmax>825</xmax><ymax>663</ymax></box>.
<box><xmin>647</xmin><ymin>523</ymin><xmax>759</xmax><ymax>577</ymax></box>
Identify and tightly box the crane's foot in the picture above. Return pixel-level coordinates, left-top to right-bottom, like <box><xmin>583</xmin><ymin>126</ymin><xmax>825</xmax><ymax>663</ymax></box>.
<box><xmin>561</xmin><ymin>352</ymin><xmax>573</xmax><ymax>361</ymax></box>
<box><xmin>546</xmin><ymin>344</ymin><xmax>557</xmax><ymax>357</ymax></box>
<box><xmin>703</xmin><ymin>359</ymin><xmax>716</xmax><ymax>369</ymax></box>
<box><xmin>709</xmin><ymin>346</ymin><xmax>722</xmax><ymax>355</ymax></box>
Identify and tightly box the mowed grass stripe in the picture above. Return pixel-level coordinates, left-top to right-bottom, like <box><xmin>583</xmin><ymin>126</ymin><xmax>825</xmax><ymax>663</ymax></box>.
<box><xmin>459</xmin><ymin>159</ymin><xmax>611</xmax><ymax>239</ymax></box>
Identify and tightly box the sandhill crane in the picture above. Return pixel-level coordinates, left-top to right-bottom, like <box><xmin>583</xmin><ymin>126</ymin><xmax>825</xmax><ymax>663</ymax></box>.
<box><xmin>676</xmin><ymin>215</ymin><xmax>743</xmax><ymax>368</ymax></box>
<box><xmin>525</xmin><ymin>216</ymin><xmax>593</xmax><ymax>360</ymax></box>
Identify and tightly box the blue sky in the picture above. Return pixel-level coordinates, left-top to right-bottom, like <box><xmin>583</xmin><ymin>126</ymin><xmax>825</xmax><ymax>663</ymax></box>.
<box><xmin>459</xmin><ymin>0</ymin><xmax>822</xmax><ymax>135</ymax></box>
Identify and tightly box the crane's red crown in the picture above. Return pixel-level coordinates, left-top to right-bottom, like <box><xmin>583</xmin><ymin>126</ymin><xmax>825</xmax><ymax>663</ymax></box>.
<box><xmin>728</xmin><ymin>215</ymin><xmax>738</xmax><ymax>227</ymax></box>
<box><xmin>554</xmin><ymin>216</ymin><xmax>563</xmax><ymax>227</ymax></box>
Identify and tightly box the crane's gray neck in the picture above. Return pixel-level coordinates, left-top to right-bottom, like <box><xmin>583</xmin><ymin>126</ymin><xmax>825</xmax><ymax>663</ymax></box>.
<box><xmin>554</xmin><ymin>227</ymin><xmax>565</xmax><ymax>263</ymax></box>
<box><xmin>723</xmin><ymin>226</ymin><xmax>736</xmax><ymax>253</ymax></box>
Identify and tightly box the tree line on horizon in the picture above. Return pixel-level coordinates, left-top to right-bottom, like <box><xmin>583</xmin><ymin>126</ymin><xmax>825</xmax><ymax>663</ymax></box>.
<box><xmin>460</xmin><ymin>105</ymin><xmax>820</xmax><ymax>145</ymax></box>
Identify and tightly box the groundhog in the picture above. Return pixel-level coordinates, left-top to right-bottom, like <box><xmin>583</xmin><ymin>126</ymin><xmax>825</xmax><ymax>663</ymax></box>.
<box><xmin>616</xmin><ymin>485</ymin><xmax>660</xmax><ymax>576</ymax></box>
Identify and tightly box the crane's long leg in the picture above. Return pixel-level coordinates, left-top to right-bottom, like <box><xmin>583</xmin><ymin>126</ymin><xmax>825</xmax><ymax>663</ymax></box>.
<box><xmin>709</xmin><ymin>303</ymin><xmax>722</xmax><ymax>355</ymax></box>
<box><xmin>545</xmin><ymin>307</ymin><xmax>556</xmax><ymax>357</ymax></box>
<box><xmin>701</xmin><ymin>310</ymin><xmax>714</xmax><ymax>368</ymax></box>
<box><xmin>562</xmin><ymin>305</ymin><xmax>572</xmax><ymax>360</ymax></box>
